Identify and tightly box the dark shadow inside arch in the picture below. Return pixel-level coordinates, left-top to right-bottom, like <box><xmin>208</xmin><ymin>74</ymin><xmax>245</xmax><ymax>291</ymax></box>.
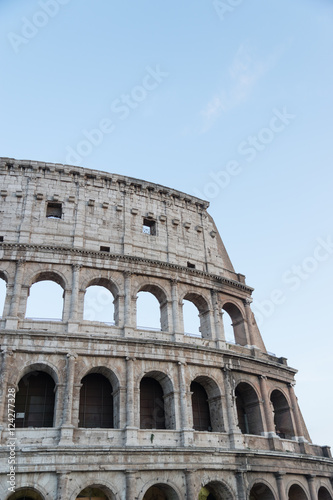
<box><xmin>79</xmin><ymin>373</ymin><xmax>114</xmax><ymax>428</ymax></box>
<box><xmin>318</xmin><ymin>487</ymin><xmax>333</xmax><ymax>500</ymax></box>
<box><xmin>250</xmin><ymin>483</ymin><xmax>275</xmax><ymax>500</ymax></box>
<box><xmin>191</xmin><ymin>381</ymin><xmax>212</xmax><ymax>431</ymax></box>
<box><xmin>143</xmin><ymin>484</ymin><xmax>179</xmax><ymax>500</ymax></box>
<box><xmin>76</xmin><ymin>486</ymin><xmax>110</xmax><ymax>499</ymax></box>
<box><xmin>235</xmin><ymin>382</ymin><xmax>264</xmax><ymax>436</ymax></box>
<box><xmin>15</xmin><ymin>371</ymin><xmax>55</xmax><ymax>428</ymax></box>
<box><xmin>140</xmin><ymin>377</ymin><xmax>166</xmax><ymax>429</ymax></box>
<box><xmin>288</xmin><ymin>484</ymin><xmax>308</xmax><ymax>500</ymax></box>
<box><xmin>140</xmin><ymin>371</ymin><xmax>175</xmax><ymax>430</ymax></box>
<box><xmin>270</xmin><ymin>389</ymin><xmax>294</xmax><ymax>439</ymax></box>
<box><xmin>7</xmin><ymin>487</ymin><xmax>44</xmax><ymax>500</ymax></box>
<box><xmin>199</xmin><ymin>481</ymin><xmax>234</xmax><ymax>500</ymax></box>
<box><xmin>191</xmin><ymin>375</ymin><xmax>225</xmax><ymax>432</ymax></box>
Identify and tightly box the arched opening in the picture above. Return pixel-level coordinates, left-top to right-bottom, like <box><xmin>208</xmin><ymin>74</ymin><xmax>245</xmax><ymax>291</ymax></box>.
<box><xmin>235</xmin><ymin>382</ymin><xmax>264</xmax><ymax>435</ymax></box>
<box><xmin>318</xmin><ymin>487</ymin><xmax>333</xmax><ymax>500</ymax></box>
<box><xmin>143</xmin><ymin>484</ymin><xmax>179</xmax><ymax>500</ymax></box>
<box><xmin>183</xmin><ymin>299</ymin><xmax>201</xmax><ymax>337</ymax></box>
<box><xmin>137</xmin><ymin>291</ymin><xmax>162</xmax><ymax>331</ymax></box>
<box><xmin>270</xmin><ymin>389</ymin><xmax>294</xmax><ymax>439</ymax></box>
<box><xmin>191</xmin><ymin>381</ymin><xmax>211</xmax><ymax>431</ymax></box>
<box><xmin>0</xmin><ymin>274</ymin><xmax>7</xmax><ymax>317</ymax></box>
<box><xmin>288</xmin><ymin>484</ymin><xmax>308</xmax><ymax>500</ymax></box>
<box><xmin>190</xmin><ymin>376</ymin><xmax>224</xmax><ymax>432</ymax></box>
<box><xmin>79</xmin><ymin>373</ymin><xmax>114</xmax><ymax>428</ymax></box>
<box><xmin>222</xmin><ymin>309</ymin><xmax>235</xmax><ymax>343</ymax></box>
<box><xmin>76</xmin><ymin>487</ymin><xmax>109</xmax><ymax>499</ymax></box>
<box><xmin>222</xmin><ymin>303</ymin><xmax>247</xmax><ymax>346</ymax></box>
<box><xmin>139</xmin><ymin>371</ymin><xmax>175</xmax><ymax>430</ymax></box>
<box><xmin>83</xmin><ymin>285</ymin><xmax>115</xmax><ymax>324</ymax></box>
<box><xmin>199</xmin><ymin>481</ymin><xmax>234</xmax><ymax>500</ymax></box>
<box><xmin>183</xmin><ymin>292</ymin><xmax>211</xmax><ymax>338</ymax></box>
<box><xmin>249</xmin><ymin>483</ymin><xmax>275</xmax><ymax>500</ymax></box>
<box><xmin>7</xmin><ymin>488</ymin><xmax>44</xmax><ymax>500</ymax></box>
<box><xmin>15</xmin><ymin>371</ymin><xmax>55</xmax><ymax>428</ymax></box>
<box><xmin>25</xmin><ymin>274</ymin><xmax>64</xmax><ymax>321</ymax></box>
<box><xmin>140</xmin><ymin>377</ymin><xmax>166</xmax><ymax>429</ymax></box>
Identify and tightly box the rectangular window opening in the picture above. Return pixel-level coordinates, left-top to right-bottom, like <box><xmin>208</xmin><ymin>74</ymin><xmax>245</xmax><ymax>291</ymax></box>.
<box><xmin>0</xmin><ymin>236</ymin><xmax>3</xmax><ymax>242</ymax></box>
<box><xmin>46</xmin><ymin>202</ymin><xmax>62</xmax><ymax>219</ymax></box>
<box><xmin>100</xmin><ymin>246</ymin><xmax>110</xmax><ymax>253</ymax></box>
<box><xmin>143</xmin><ymin>218</ymin><xmax>156</xmax><ymax>235</ymax></box>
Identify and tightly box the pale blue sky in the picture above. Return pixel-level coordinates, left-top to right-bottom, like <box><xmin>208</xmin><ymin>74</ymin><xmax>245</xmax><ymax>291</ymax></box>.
<box><xmin>1</xmin><ymin>0</ymin><xmax>333</xmax><ymax>446</ymax></box>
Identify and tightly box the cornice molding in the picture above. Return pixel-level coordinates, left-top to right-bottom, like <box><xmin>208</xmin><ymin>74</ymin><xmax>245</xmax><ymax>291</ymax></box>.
<box><xmin>0</xmin><ymin>242</ymin><xmax>254</xmax><ymax>293</ymax></box>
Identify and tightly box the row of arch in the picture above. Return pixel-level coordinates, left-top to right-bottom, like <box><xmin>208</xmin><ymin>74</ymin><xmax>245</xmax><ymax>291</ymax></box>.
<box><xmin>14</xmin><ymin>368</ymin><xmax>295</xmax><ymax>438</ymax></box>
<box><xmin>0</xmin><ymin>270</ymin><xmax>250</xmax><ymax>344</ymax></box>
<box><xmin>4</xmin><ymin>482</ymin><xmax>333</xmax><ymax>500</ymax></box>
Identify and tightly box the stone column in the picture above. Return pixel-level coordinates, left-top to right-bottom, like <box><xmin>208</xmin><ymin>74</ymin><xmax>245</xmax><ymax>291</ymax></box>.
<box><xmin>126</xmin><ymin>470</ymin><xmax>137</xmax><ymax>500</ymax></box>
<box><xmin>57</xmin><ymin>472</ymin><xmax>71</xmax><ymax>499</ymax></box>
<box><xmin>124</xmin><ymin>272</ymin><xmax>133</xmax><ymax>330</ymax></box>
<box><xmin>171</xmin><ymin>279</ymin><xmax>180</xmax><ymax>336</ymax></box>
<box><xmin>243</xmin><ymin>297</ymin><xmax>255</xmax><ymax>346</ymax></box>
<box><xmin>259</xmin><ymin>376</ymin><xmax>276</xmax><ymax>436</ymax></box>
<box><xmin>178</xmin><ymin>362</ymin><xmax>189</xmax><ymax>429</ymax></box>
<box><xmin>222</xmin><ymin>368</ymin><xmax>238</xmax><ymax>433</ymax></box>
<box><xmin>59</xmin><ymin>352</ymin><xmax>77</xmax><ymax>445</ymax></box>
<box><xmin>7</xmin><ymin>260</ymin><xmax>25</xmax><ymax>326</ymax></box>
<box><xmin>307</xmin><ymin>475</ymin><xmax>318</xmax><ymax>500</ymax></box>
<box><xmin>275</xmin><ymin>473</ymin><xmax>287</xmax><ymax>500</ymax></box>
<box><xmin>0</xmin><ymin>348</ymin><xmax>14</xmax><ymax>436</ymax></box>
<box><xmin>178</xmin><ymin>361</ymin><xmax>193</xmax><ymax>446</ymax></box>
<box><xmin>220</xmin><ymin>310</ymin><xmax>226</xmax><ymax>341</ymax></box>
<box><xmin>125</xmin><ymin>357</ymin><xmax>137</xmax><ymax>445</ymax></box>
<box><xmin>211</xmin><ymin>290</ymin><xmax>221</xmax><ymax>344</ymax></box>
<box><xmin>69</xmin><ymin>264</ymin><xmax>81</xmax><ymax>321</ymax></box>
<box><xmin>222</xmin><ymin>368</ymin><xmax>243</xmax><ymax>449</ymax></box>
<box><xmin>288</xmin><ymin>383</ymin><xmax>305</xmax><ymax>440</ymax></box>
<box><xmin>235</xmin><ymin>470</ymin><xmax>247</xmax><ymax>500</ymax></box>
<box><xmin>66</xmin><ymin>264</ymin><xmax>81</xmax><ymax>330</ymax></box>
<box><xmin>185</xmin><ymin>469</ymin><xmax>197</xmax><ymax>499</ymax></box>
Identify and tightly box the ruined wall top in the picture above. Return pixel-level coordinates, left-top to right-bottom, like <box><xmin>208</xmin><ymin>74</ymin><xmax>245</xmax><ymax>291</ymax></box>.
<box><xmin>0</xmin><ymin>157</ymin><xmax>239</xmax><ymax>280</ymax></box>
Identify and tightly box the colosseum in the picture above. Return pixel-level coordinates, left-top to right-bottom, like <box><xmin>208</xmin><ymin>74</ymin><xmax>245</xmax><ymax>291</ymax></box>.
<box><xmin>0</xmin><ymin>157</ymin><xmax>332</xmax><ymax>500</ymax></box>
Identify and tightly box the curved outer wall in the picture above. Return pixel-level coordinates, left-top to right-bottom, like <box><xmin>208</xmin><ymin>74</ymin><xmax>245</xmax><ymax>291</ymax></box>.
<box><xmin>0</xmin><ymin>158</ymin><xmax>332</xmax><ymax>500</ymax></box>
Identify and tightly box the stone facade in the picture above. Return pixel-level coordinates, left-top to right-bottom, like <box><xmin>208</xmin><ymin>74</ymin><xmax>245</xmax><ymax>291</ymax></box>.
<box><xmin>0</xmin><ymin>157</ymin><xmax>332</xmax><ymax>500</ymax></box>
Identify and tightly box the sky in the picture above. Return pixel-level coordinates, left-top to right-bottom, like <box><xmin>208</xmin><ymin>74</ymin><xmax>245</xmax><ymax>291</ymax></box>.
<box><xmin>1</xmin><ymin>0</ymin><xmax>333</xmax><ymax>447</ymax></box>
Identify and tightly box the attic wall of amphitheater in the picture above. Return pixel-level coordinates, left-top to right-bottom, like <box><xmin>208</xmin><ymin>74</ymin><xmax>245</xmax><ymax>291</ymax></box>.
<box><xmin>0</xmin><ymin>159</ymin><xmax>333</xmax><ymax>500</ymax></box>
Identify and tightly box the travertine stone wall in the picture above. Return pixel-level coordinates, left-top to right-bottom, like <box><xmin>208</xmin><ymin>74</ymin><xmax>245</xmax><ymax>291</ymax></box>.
<box><xmin>0</xmin><ymin>158</ymin><xmax>332</xmax><ymax>500</ymax></box>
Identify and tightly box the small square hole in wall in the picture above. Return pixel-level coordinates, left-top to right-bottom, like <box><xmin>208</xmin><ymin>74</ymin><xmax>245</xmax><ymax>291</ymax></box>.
<box><xmin>46</xmin><ymin>202</ymin><xmax>62</xmax><ymax>219</ymax></box>
<box><xmin>100</xmin><ymin>246</ymin><xmax>110</xmax><ymax>252</ymax></box>
<box><xmin>187</xmin><ymin>262</ymin><xmax>196</xmax><ymax>269</ymax></box>
<box><xmin>143</xmin><ymin>218</ymin><xmax>156</xmax><ymax>235</ymax></box>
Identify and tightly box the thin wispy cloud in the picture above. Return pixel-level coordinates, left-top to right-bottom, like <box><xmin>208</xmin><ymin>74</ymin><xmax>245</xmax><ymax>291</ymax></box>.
<box><xmin>200</xmin><ymin>43</ymin><xmax>279</xmax><ymax>133</ymax></box>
